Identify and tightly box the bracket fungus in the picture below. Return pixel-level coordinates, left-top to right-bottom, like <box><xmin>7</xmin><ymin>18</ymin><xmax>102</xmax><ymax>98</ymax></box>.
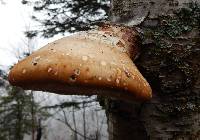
<box><xmin>8</xmin><ymin>23</ymin><xmax>152</xmax><ymax>101</ymax></box>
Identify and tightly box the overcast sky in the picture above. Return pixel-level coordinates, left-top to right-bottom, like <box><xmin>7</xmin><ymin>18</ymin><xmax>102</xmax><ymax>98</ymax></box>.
<box><xmin>0</xmin><ymin>0</ymin><xmax>63</xmax><ymax>67</ymax></box>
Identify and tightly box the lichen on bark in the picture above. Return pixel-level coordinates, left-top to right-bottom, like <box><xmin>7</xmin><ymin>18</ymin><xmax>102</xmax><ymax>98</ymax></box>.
<box><xmin>137</xmin><ymin>2</ymin><xmax>200</xmax><ymax>113</ymax></box>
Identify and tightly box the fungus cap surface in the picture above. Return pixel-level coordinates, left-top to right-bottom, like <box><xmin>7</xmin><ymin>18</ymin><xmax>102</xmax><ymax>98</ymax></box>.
<box><xmin>8</xmin><ymin>24</ymin><xmax>152</xmax><ymax>101</ymax></box>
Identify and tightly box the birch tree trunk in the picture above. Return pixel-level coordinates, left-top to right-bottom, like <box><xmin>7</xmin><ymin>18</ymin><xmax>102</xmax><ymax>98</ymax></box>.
<box><xmin>103</xmin><ymin>0</ymin><xmax>200</xmax><ymax>139</ymax></box>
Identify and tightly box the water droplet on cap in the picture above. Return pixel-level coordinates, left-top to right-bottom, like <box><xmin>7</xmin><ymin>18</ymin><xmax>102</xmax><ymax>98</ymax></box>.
<box><xmin>74</xmin><ymin>69</ymin><xmax>80</xmax><ymax>76</ymax></box>
<box><xmin>22</xmin><ymin>69</ymin><xmax>26</xmax><ymax>74</ymax></box>
<box><xmin>48</xmin><ymin>68</ymin><xmax>52</xmax><ymax>73</ymax></box>
<box><xmin>124</xmin><ymin>69</ymin><xmax>131</xmax><ymax>78</ymax></box>
<box><xmin>116</xmin><ymin>79</ymin><xmax>120</xmax><ymax>84</ymax></box>
<box><xmin>32</xmin><ymin>56</ymin><xmax>41</xmax><ymax>66</ymax></box>
<box><xmin>82</xmin><ymin>56</ymin><xmax>88</xmax><ymax>61</ymax></box>
<box><xmin>107</xmin><ymin>78</ymin><xmax>111</xmax><ymax>82</ymax></box>
<box><xmin>101</xmin><ymin>61</ymin><xmax>107</xmax><ymax>66</ymax></box>
<box><xmin>34</xmin><ymin>56</ymin><xmax>41</xmax><ymax>61</ymax></box>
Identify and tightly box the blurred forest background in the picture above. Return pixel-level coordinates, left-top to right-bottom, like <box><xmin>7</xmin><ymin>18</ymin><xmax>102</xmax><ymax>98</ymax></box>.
<box><xmin>0</xmin><ymin>0</ymin><xmax>110</xmax><ymax>140</ymax></box>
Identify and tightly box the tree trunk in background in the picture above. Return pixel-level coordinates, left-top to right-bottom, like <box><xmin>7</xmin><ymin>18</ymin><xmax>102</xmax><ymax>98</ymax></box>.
<box><xmin>103</xmin><ymin>0</ymin><xmax>200</xmax><ymax>139</ymax></box>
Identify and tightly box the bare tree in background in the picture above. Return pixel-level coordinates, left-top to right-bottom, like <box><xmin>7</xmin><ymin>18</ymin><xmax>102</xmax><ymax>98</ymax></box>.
<box><xmin>45</xmin><ymin>96</ymin><xmax>108</xmax><ymax>140</ymax></box>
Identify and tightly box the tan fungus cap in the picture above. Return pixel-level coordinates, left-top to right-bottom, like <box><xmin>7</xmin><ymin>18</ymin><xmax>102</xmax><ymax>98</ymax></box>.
<box><xmin>8</xmin><ymin>23</ymin><xmax>152</xmax><ymax>101</ymax></box>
